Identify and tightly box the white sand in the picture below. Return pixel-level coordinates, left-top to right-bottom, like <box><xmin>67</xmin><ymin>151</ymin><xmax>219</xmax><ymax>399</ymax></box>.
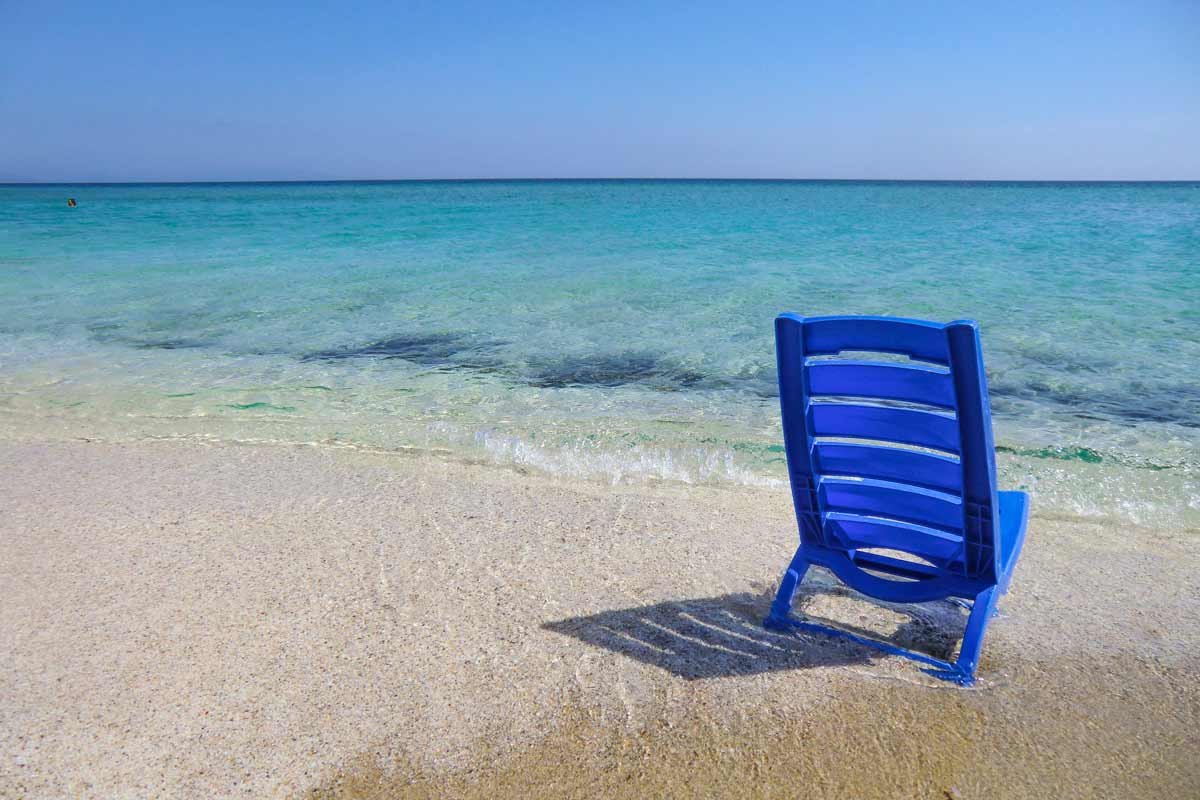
<box><xmin>2</xmin><ymin>440</ymin><xmax>1197</xmax><ymax>798</ymax></box>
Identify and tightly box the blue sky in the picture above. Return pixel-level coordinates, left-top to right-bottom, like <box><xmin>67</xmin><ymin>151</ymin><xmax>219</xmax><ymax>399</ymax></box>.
<box><xmin>2</xmin><ymin>1</ymin><xmax>1197</xmax><ymax>181</ymax></box>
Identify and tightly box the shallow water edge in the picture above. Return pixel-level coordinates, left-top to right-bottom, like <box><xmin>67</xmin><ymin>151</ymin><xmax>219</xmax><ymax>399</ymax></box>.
<box><xmin>0</xmin><ymin>410</ymin><xmax>1194</xmax><ymax>535</ymax></box>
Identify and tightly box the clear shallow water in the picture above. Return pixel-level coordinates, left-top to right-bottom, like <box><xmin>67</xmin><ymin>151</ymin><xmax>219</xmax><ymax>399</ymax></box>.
<box><xmin>1</xmin><ymin>180</ymin><xmax>1198</xmax><ymax>528</ymax></box>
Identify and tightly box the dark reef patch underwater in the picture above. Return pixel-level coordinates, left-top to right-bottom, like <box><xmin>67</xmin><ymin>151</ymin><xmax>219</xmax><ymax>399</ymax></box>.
<box><xmin>87</xmin><ymin>321</ymin><xmax>213</xmax><ymax>351</ymax></box>
<box><xmin>525</xmin><ymin>352</ymin><xmax>708</xmax><ymax>391</ymax></box>
<box><xmin>303</xmin><ymin>333</ymin><xmax>730</xmax><ymax>392</ymax></box>
<box><xmin>990</xmin><ymin>378</ymin><xmax>1200</xmax><ymax>429</ymax></box>
<box><xmin>130</xmin><ymin>339</ymin><xmax>209</xmax><ymax>350</ymax></box>
<box><xmin>303</xmin><ymin>332</ymin><xmax>506</xmax><ymax>370</ymax></box>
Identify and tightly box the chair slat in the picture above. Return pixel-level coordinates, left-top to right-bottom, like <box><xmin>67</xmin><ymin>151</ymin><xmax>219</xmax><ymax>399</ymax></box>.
<box><xmin>809</xmin><ymin>402</ymin><xmax>961</xmax><ymax>453</ymax></box>
<box><xmin>820</xmin><ymin>477</ymin><xmax>964</xmax><ymax>532</ymax></box>
<box><xmin>851</xmin><ymin>549</ymin><xmax>941</xmax><ymax>580</ymax></box>
<box><xmin>825</xmin><ymin>512</ymin><xmax>965</xmax><ymax>565</ymax></box>
<box><xmin>815</xmin><ymin>442</ymin><xmax>962</xmax><ymax>493</ymax></box>
<box><xmin>807</xmin><ymin>360</ymin><xmax>956</xmax><ymax>408</ymax></box>
<box><xmin>802</xmin><ymin>316</ymin><xmax>950</xmax><ymax>363</ymax></box>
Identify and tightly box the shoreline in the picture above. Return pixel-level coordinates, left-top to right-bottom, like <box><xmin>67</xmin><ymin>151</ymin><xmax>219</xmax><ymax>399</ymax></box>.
<box><xmin>0</xmin><ymin>411</ymin><xmax>1195</xmax><ymax>534</ymax></box>
<box><xmin>2</xmin><ymin>438</ymin><xmax>1198</xmax><ymax>797</ymax></box>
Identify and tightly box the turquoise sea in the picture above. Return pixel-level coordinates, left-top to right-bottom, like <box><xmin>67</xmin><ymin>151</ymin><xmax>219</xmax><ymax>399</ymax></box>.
<box><xmin>2</xmin><ymin>180</ymin><xmax>1197</xmax><ymax>530</ymax></box>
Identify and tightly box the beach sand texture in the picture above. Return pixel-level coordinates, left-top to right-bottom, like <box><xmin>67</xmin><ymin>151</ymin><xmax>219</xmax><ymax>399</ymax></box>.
<box><xmin>2</xmin><ymin>440</ymin><xmax>1197</xmax><ymax>798</ymax></box>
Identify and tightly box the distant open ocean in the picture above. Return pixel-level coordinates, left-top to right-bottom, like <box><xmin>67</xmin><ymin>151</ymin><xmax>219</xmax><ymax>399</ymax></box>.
<box><xmin>2</xmin><ymin>180</ymin><xmax>1197</xmax><ymax>529</ymax></box>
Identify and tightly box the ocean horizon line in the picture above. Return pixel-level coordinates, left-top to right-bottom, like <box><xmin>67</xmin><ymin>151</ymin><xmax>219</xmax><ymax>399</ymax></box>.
<box><xmin>4</xmin><ymin>177</ymin><xmax>1200</xmax><ymax>188</ymax></box>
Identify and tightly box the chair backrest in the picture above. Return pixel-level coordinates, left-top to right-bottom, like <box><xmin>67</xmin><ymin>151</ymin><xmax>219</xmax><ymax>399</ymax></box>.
<box><xmin>775</xmin><ymin>314</ymin><xmax>1001</xmax><ymax>586</ymax></box>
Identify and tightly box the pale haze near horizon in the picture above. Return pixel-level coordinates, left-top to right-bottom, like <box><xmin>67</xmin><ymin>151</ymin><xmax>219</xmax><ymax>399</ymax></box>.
<box><xmin>2</xmin><ymin>0</ymin><xmax>1198</xmax><ymax>183</ymax></box>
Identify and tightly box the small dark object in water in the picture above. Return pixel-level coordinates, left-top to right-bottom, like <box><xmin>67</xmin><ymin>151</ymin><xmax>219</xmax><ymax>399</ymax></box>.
<box><xmin>67</xmin><ymin>198</ymin><xmax>77</xmax><ymax>208</ymax></box>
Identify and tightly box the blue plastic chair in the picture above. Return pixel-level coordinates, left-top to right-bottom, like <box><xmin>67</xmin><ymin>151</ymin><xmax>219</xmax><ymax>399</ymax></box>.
<box><xmin>764</xmin><ymin>314</ymin><xmax>1028</xmax><ymax>684</ymax></box>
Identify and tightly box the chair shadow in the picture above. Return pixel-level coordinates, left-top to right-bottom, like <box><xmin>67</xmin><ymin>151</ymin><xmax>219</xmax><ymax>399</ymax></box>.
<box><xmin>542</xmin><ymin>577</ymin><xmax>967</xmax><ymax>681</ymax></box>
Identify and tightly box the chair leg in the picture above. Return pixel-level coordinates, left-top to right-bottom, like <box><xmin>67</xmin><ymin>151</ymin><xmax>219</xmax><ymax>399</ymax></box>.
<box><xmin>764</xmin><ymin>548</ymin><xmax>809</xmax><ymax>629</ymax></box>
<box><xmin>953</xmin><ymin>585</ymin><xmax>999</xmax><ymax>682</ymax></box>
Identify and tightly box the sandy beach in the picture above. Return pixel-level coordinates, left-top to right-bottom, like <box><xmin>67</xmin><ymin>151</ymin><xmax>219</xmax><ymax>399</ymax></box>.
<box><xmin>1</xmin><ymin>438</ymin><xmax>1196</xmax><ymax>798</ymax></box>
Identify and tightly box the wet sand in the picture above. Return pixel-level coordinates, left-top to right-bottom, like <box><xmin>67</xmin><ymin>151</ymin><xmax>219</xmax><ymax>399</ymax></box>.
<box><xmin>2</xmin><ymin>440</ymin><xmax>1197</xmax><ymax>798</ymax></box>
